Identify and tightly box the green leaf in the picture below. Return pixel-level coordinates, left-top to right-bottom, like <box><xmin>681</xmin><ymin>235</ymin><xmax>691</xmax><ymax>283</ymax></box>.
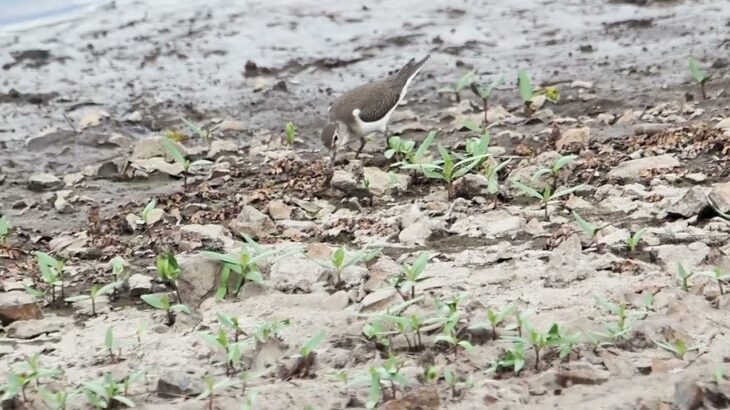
<box><xmin>141</xmin><ymin>199</ymin><xmax>156</xmax><ymax>222</ymax></box>
<box><xmin>414</xmin><ymin>130</ymin><xmax>437</xmax><ymax>161</ymax></box>
<box><xmin>553</xmin><ymin>184</ymin><xmax>584</xmax><ymax>199</ymax></box>
<box><xmin>171</xmin><ymin>304</ymin><xmax>191</xmax><ymax>314</ymax></box>
<box><xmin>215</xmin><ymin>286</ymin><xmax>228</xmax><ymax>301</ymax></box>
<box><xmin>332</xmin><ymin>247</ymin><xmax>346</xmax><ymax>269</ymax></box>
<box><xmin>245</xmin><ymin>270</ymin><xmax>264</xmax><ymax>284</ymax></box>
<box><xmin>162</xmin><ymin>137</ymin><xmax>187</xmax><ymax>169</ymax></box>
<box><xmin>366</xmin><ymin>369</ymin><xmax>381</xmax><ymax>409</ymax></box>
<box><xmin>411</xmin><ymin>252</ymin><xmax>429</xmax><ymax>276</ymax></box>
<box><xmin>455</xmin><ymin>70</ymin><xmax>475</xmax><ymax>91</ymax></box>
<box><xmin>518</xmin><ymin>69</ymin><xmax>533</xmax><ymax>103</ymax></box>
<box><xmin>96</xmin><ymin>281</ymin><xmax>123</xmax><ymax>297</ymax></box>
<box><xmin>104</xmin><ymin>327</ymin><xmax>114</xmax><ymax>350</ymax></box>
<box><xmin>461</xmin><ymin>118</ymin><xmax>482</xmax><ymax>133</ymax></box>
<box><xmin>200</xmin><ymin>251</ymin><xmax>240</xmax><ymax>267</ymax></box>
<box><xmin>512</xmin><ymin>180</ymin><xmax>543</xmax><ymax>200</ymax></box>
<box><xmin>573</xmin><ymin>212</ymin><xmax>596</xmax><ymax>237</ymax></box>
<box><xmin>486</xmin><ymin>74</ymin><xmax>505</xmax><ymax>95</ymax></box>
<box><xmin>111</xmin><ymin>395</ymin><xmax>136</xmax><ymax>407</ymax></box>
<box><xmin>141</xmin><ymin>294</ymin><xmax>169</xmax><ymax>310</ymax></box>
<box><xmin>554</xmin><ymin>155</ymin><xmax>577</xmax><ymax>171</ymax></box>
<box><xmin>0</xmin><ymin>215</ymin><xmax>9</xmax><ymax>238</ymax></box>
<box><xmin>181</xmin><ymin>117</ymin><xmax>204</xmax><ymax>137</ymax></box>
<box><xmin>458</xmin><ymin>340</ymin><xmax>474</xmax><ymax>352</ymax></box>
<box><xmin>301</xmin><ymin>330</ymin><xmax>326</xmax><ymax>356</ymax></box>
<box><xmin>384</xmin><ymin>149</ymin><xmax>396</xmax><ymax>159</ymax></box>
<box><xmin>688</xmin><ymin>57</ymin><xmax>707</xmax><ymax>83</ymax></box>
<box><xmin>24</xmin><ymin>284</ymin><xmax>45</xmax><ymax>298</ymax></box>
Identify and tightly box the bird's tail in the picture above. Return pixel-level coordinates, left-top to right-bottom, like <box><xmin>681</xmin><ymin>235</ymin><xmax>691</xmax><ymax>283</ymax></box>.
<box><xmin>397</xmin><ymin>55</ymin><xmax>430</xmax><ymax>84</ymax></box>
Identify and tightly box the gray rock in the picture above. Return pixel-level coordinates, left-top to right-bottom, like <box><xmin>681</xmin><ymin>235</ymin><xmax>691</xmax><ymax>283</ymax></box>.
<box><xmin>398</xmin><ymin>221</ymin><xmax>432</xmax><ymax>245</ymax></box>
<box><xmin>219</xmin><ymin>120</ymin><xmax>247</xmax><ymax>131</ymax></box>
<box><xmin>674</xmin><ymin>381</ymin><xmax>703</xmax><ymax>410</ymax></box>
<box><xmin>129</xmin><ymin>158</ymin><xmax>184</xmax><ymax>177</ymax></box>
<box><xmin>180</xmin><ymin>224</ymin><xmax>236</xmax><ymax>248</ymax></box>
<box><xmin>177</xmin><ymin>253</ymin><xmax>220</xmax><ymax>307</ymax></box>
<box><xmin>322</xmin><ymin>290</ymin><xmax>349</xmax><ymax>310</ymax></box>
<box><xmin>608</xmin><ymin>154</ymin><xmax>679</xmax><ymax>179</ymax></box>
<box><xmin>363</xmin><ymin>167</ymin><xmax>410</xmax><ymax>196</ymax></box>
<box><xmin>450</xmin><ymin>210</ymin><xmax>523</xmax><ymax>238</ymax></box>
<box><xmin>453</xmin><ymin>174</ymin><xmax>488</xmax><ymax>199</ymax></box>
<box><xmin>28</xmin><ymin>173</ymin><xmax>62</xmax><ymax>191</ymax></box>
<box><xmin>664</xmin><ymin>187</ymin><xmax>708</xmax><ymax>218</ymax></box>
<box><xmin>266</xmin><ymin>200</ymin><xmax>292</xmax><ymax>220</ymax></box>
<box><xmin>228</xmin><ymin>205</ymin><xmax>275</xmax><ymax>239</ymax></box>
<box><xmin>6</xmin><ymin>316</ymin><xmax>70</xmax><ymax>339</ymax></box>
<box><xmin>0</xmin><ymin>292</ymin><xmax>42</xmax><ymax>325</ymax></box>
<box><xmin>331</xmin><ymin>170</ymin><xmax>358</xmax><ymax>191</ymax></box>
<box><xmin>54</xmin><ymin>190</ymin><xmax>73</xmax><ymax>213</ymax></box>
<box><xmin>365</xmin><ymin>257</ymin><xmax>400</xmax><ymax>292</ymax></box>
<box><xmin>157</xmin><ymin>370</ymin><xmax>205</xmax><ymax>398</ymax></box>
<box><xmin>128</xmin><ymin>274</ymin><xmax>153</xmax><ymax>297</ymax></box>
<box><xmin>207</xmin><ymin>139</ymin><xmax>238</xmax><ymax>159</ymax></box>
<box><xmin>269</xmin><ymin>254</ymin><xmax>325</xmax><ymax>293</ymax></box>
<box><xmin>556</xmin><ymin>127</ymin><xmax>590</xmax><ymax>151</ymax></box>
<box><xmin>131</xmin><ymin>136</ymin><xmax>184</xmax><ymax>161</ymax></box>
<box><xmin>360</xmin><ymin>288</ymin><xmax>403</xmax><ymax>313</ymax></box>
<box><xmin>708</xmin><ymin>181</ymin><xmax>730</xmax><ymax>214</ymax></box>
<box><xmin>649</xmin><ymin>241</ymin><xmax>710</xmax><ymax>270</ymax></box>
<box><xmin>49</xmin><ymin>232</ymin><xmax>89</xmax><ymax>258</ymax></box>
<box><xmin>545</xmin><ymin>235</ymin><xmax>593</xmax><ymax>286</ymax></box>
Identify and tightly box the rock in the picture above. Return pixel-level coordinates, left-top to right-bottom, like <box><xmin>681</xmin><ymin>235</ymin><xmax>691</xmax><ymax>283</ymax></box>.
<box><xmin>128</xmin><ymin>274</ymin><xmax>153</xmax><ymax>297</ymax></box>
<box><xmin>229</xmin><ymin>205</ymin><xmax>276</xmax><ymax>239</ymax></box>
<box><xmin>674</xmin><ymin>381</ymin><xmax>703</xmax><ymax>410</ymax></box>
<box><xmin>608</xmin><ymin>154</ymin><xmax>680</xmax><ymax>179</ymax></box>
<box><xmin>79</xmin><ymin>108</ymin><xmax>109</xmax><ymax>128</ymax></box>
<box><xmin>28</xmin><ymin>173</ymin><xmax>62</xmax><ymax>191</ymax></box>
<box><xmin>450</xmin><ymin>210</ymin><xmax>523</xmax><ymax>238</ymax></box>
<box><xmin>649</xmin><ymin>242</ymin><xmax>710</xmax><ymax>270</ymax></box>
<box><xmin>363</xmin><ymin>167</ymin><xmax>410</xmax><ymax>196</ymax></box>
<box><xmin>360</xmin><ymin>288</ymin><xmax>402</xmax><ymax>313</ymax></box>
<box><xmin>49</xmin><ymin>232</ymin><xmax>89</xmax><ymax>258</ymax></box>
<box><xmin>54</xmin><ymin>190</ymin><xmax>73</xmax><ymax>213</ymax></box>
<box><xmin>554</xmin><ymin>366</ymin><xmax>609</xmax><ymax>387</ymax></box>
<box><xmin>0</xmin><ymin>292</ymin><xmax>43</xmax><ymax>325</ymax></box>
<box><xmin>84</xmin><ymin>161</ymin><xmax>119</xmax><ymax>179</ymax></box>
<box><xmin>180</xmin><ymin>224</ymin><xmax>236</xmax><ymax>248</ymax></box>
<box><xmin>6</xmin><ymin>316</ymin><xmax>69</xmax><ymax>339</ymax></box>
<box><xmin>63</xmin><ymin>173</ymin><xmax>84</xmax><ymax>186</ymax></box>
<box><xmin>322</xmin><ymin>291</ymin><xmax>349</xmax><ymax>310</ymax></box>
<box><xmin>684</xmin><ymin>173</ymin><xmax>707</xmax><ymax>183</ymax></box>
<box><xmin>556</xmin><ymin>127</ymin><xmax>591</xmax><ymax>151</ymax></box>
<box><xmin>331</xmin><ymin>170</ymin><xmax>358</xmax><ymax>191</ymax></box>
<box><xmin>207</xmin><ymin>139</ymin><xmax>238</xmax><ymax>159</ymax></box>
<box><xmin>269</xmin><ymin>254</ymin><xmax>325</xmax><ymax>293</ymax></box>
<box><xmin>708</xmin><ymin>181</ymin><xmax>730</xmax><ymax>214</ymax></box>
<box><xmin>131</xmin><ymin>137</ymin><xmax>185</xmax><ymax>161</ymax></box>
<box><xmin>545</xmin><ymin>235</ymin><xmax>594</xmax><ymax>285</ymax></box>
<box><xmin>383</xmin><ymin>386</ymin><xmax>440</xmax><ymax>410</ymax></box>
<box><xmin>632</xmin><ymin>123</ymin><xmax>671</xmax><ymax>136</ymax></box>
<box><xmin>177</xmin><ymin>254</ymin><xmax>220</xmax><ymax>307</ymax></box>
<box><xmin>365</xmin><ymin>257</ymin><xmax>400</xmax><ymax>292</ymax></box>
<box><xmin>267</xmin><ymin>200</ymin><xmax>292</xmax><ymax>220</ymax></box>
<box><xmin>157</xmin><ymin>371</ymin><xmax>205</xmax><ymax>398</ymax></box>
<box><xmin>715</xmin><ymin>118</ymin><xmax>730</xmax><ymax>129</ymax></box>
<box><xmin>69</xmin><ymin>295</ymin><xmax>110</xmax><ymax>316</ymax></box>
<box><xmin>664</xmin><ymin>187</ymin><xmax>708</xmax><ymax>218</ymax></box>
<box><xmin>398</xmin><ymin>221</ymin><xmax>432</xmax><ymax>245</ymax></box>
<box><xmin>219</xmin><ymin>120</ymin><xmax>247</xmax><ymax>131</ymax></box>
<box><xmin>123</xmin><ymin>110</ymin><xmax>142</xmax><ymax>123</ymax></box>
<box><xmin>130</xmin><ymin>158</ymin><xmax>184</xmax><ymax>177</ymax></box>
<box><xmin>453</xmin><ymin>174</ymin><xmax>488</xmax><ymax>199</ymax></box>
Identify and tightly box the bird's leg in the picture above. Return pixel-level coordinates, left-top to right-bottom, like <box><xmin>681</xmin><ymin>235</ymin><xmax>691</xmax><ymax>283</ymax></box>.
<box><xmin>355</xmin><ymin>135</ymin><xmax>367</xmax><ymax>159</ymax></box>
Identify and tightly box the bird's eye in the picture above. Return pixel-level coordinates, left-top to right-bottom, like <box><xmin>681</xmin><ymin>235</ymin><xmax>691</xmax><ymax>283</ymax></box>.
<box><xmin>332</xmin><ymin>133</ymin><xmax>339</xmax><ymax>143</ymax></box>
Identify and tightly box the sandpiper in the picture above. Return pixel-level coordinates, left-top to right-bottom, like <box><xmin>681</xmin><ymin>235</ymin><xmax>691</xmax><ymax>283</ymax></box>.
<box><xmin>320</xmin><ymin>55</ymin><xmax>430</xmax><ymax>164</ymax></box>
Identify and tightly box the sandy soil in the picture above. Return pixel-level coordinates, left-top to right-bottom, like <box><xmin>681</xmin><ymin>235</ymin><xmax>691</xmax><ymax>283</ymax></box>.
<box><xmin>1</xmin><ymin>0</ymin><xmax>730</xmax><ymax>409</ymax></box>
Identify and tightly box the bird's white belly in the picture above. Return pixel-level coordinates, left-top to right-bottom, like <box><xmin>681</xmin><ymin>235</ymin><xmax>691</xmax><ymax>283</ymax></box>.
<box><xmin>352</xmin><ymin>108</ymin><xmax>395</xmax><ymax>136</ymax></box>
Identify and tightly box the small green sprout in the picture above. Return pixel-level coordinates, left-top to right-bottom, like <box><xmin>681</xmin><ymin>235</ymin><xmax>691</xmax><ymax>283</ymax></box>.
<box><xmin>384</xmin><ymin>136</ymin><xmax>416</xmax><ymax>161</ymax></box>
<box><xmin>701</xmin><ymin>267</ymin><xmax>730</xmax><ymax>296</ymax></box>
<box><xmin>626</xmin><ymin>228</ymin><xmax>647</xmax><ymax>254</ymax></box>
<box><xmin>546</xmin><ymin>323</ymin><xmax>582</xmax><ymax>360</ymax></box>
<box><xmin>141</xmin><ymin>294</ymin><xmax>191</xmax><ymax>326</ymax></box>
<box><xmin>504</xmin><ymin>323</ymin><xmax>551</xmax><ymax>370</ymax></box>
<box><xmin>0</xmin><ymin>215</ymin><xmax>10</xmax><ymax>244</ymax></box>
<box><xmin>239</xmin><ymin>390</ymin><xmax>259</xmax><ymax>410</ymax></box>
<box><xmin>469</xmin><ymin>303</ymin><xmax>516</xmax><ymax>340</ymax></box>
<box><xmin>572</xmin><ymin>212</ymin><xmax>608</xmax><ymax>245</ymax></box>
<box><xmin>653</xmin><ymin>338</ymin><xmax>702</xmax><ymax>360</ymax></box>
<box><xmin>440</xmin><ymin>70</ymin><xmax>475</xmax><ymax>102</ymax></box>
<box><xmin>512</xmin><ymin>179</ymin><xmax>583</xmax><ymax>220</ymax></box>
<box><xmin>199</xmin><ymin>374</ymin><xmax>237</xmax><ymax>410</ymax></box>
<box><xmin>35</xmin><ymin>251</ymin><xmax>65</xmax><ymax>302</ymax></box>
<box><xmin>505</xmin><ymin>308</ymin><xmax>533</xmax><ymax>338</ymax></box>
<box><xmin>488</xmin><ymin>343</ymin><xmax>526</xmax><ymax>375</ymax></box>
<box><xmin>65</xmin><ymin>281</ymin><xmax>122</xmax><ymax>316</ymax></box>
<box><xmin>403</xmin><ymin>144</ymin><xmax>488</xmax><ymax>199</ymax></box>
<box><xmin>253</xmin><ymin>319</ymin><xmax>291</xmax><ymax>343</ymax></box>
<box><xmin>284</xmin><ymin>121</ymin><xmax>297</xmax><ymax>146</ymax></box>
<box><xmin>39</xmin><ymin>388</ymin><xmax>76</xmax><ymax>410</ymax></box>
<box><xmin>182</xmin><ymin>117</ymin><xmax>223</xmax><ymax>143</ymax></box>
<box><xmin>390</xmin><ymin>252</ymin><xmax>429</xmax><ymax>300</ymax></box>
<box><xmin>218</xmin><ymin>312</ymin><xmax>244</xmax><ymax>342</ymax></box>
<box><xmin>162</xmin><ymin>137</ymin><xmax>197</xmax><ymax>190</ymax></box>
<box><xmin>688</xmin><ymin>57</ymin><xmax>712</xmax><ymax>100</ymax></box>
<box><xmin>1</xmin><ymin>372</ymin><xmax>28</xmax><ymax>402</ymax></box>
<box><xmin>470</xmin><ymin>73</ymin><xmax>504</xmax><ymax>126</ymax></box>
<box><xmin>311</xmin><ymin>245</ymin><xmax>382</xmax><ymax>288</ymax></box>
<box><xmin>139</xmin><ymin>198</ymin><xmax>159</xmax><ymax>232</ymax></box>
<box><xmin>677</xmin><ymin>263</ymin><xmax>695</xmax><ymax>292</ymax></box>
<box><xmin>533</xmin><ymin>155</ymin><xmax>577</xmax><ymax>191</ymax></box>
<box><xmin>435</xmin><ymin>311</ymin><xmax>473</xmax><ymax>360</ymax></box>
<box><xmin>82</xmin><ymin>373</ymin><xmax>135</xmax><ymax>409</ymax></box>
<box><xmin>199</xmin><ymin>330</ymin><xmax>254</xmax><ymax>376</ymax></box>
<box><xmin>518</xmin><ymin>69</ymin><xmax>534</xmax><ymax>115</ymax></box>
<box><xmin>714</xmin><ymin>363</ymin><xmax>726</xmax><ymax>385</ymax></box>
<box><xmin>104</xmin><ymin>327</ymin><xmax>120</xmax><ymax>362</ymax></box>
<box><xmin>110</xmin><ymin>256</ymin><xmax>128</xmax><ymax>283</ymax></box>
<box><xmin>484</xmin><ymin>158</ymin><xmax>511</xmax><ymax>197</ymax></box>
<box><xmin>284</xmin><ymin>330</ymin><xmax>326</xmax><ymax>379</ymax></box>
<box><xmin>594</xmin><ymin>296</ymin><xmax>632</xmax><ymax>341</ymax></box>
<box><xmin>375</xmin><ymin>355</ymin><xmax>412</xmax><ymax>402</ymax></box>
<box><xmin>156</xmin><ymin>251</ymin><xmax>183</xmax><ymax>303</ymax></box>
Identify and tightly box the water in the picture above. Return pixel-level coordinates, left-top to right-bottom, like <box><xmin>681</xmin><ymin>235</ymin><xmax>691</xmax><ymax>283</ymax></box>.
<box><xmin>0</xmin><ymin>0</ymin><xmax>96</xmax><ymax>28</ymax></box>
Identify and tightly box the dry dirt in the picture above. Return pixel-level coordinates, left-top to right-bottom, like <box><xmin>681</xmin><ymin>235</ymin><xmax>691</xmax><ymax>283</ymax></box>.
<box><xmin>2</xmin><ymin>0</ymin><xmax>730</xmax><ymax>409</ymax></box>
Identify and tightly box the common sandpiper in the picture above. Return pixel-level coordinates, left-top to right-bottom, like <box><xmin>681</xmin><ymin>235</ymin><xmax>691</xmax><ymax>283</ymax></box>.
<box><xmin>320</xmin><ymin>55</ymin><xmax>430</xmax><ymax>164</ymax></box>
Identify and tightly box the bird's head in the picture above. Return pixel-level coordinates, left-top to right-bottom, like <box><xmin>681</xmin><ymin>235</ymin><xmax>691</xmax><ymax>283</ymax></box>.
<box><xmin>320</xmin><ymin>121</ymin><xmax>349</xmax><ymax>164</ymax></box>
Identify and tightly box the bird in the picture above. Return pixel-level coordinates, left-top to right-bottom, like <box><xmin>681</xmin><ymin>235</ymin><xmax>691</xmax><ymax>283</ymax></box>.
<box><xmin>320</xmin><ymin>55</ymin><xmax>430</xmax><ymax>164</ymax></box>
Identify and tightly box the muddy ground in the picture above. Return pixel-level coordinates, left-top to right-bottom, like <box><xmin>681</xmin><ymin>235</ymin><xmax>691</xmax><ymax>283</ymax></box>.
<box><xmin>2</xmin><ymin>0</ymin><xmax>730</xmax><ymax>409</ymax></box>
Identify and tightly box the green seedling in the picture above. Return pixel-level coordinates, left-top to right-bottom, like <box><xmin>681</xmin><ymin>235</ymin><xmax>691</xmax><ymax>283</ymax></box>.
<box><xmin>182</xmin><ymin>117</ymin><xmax>223</xmax><ymax>143</ymax></box>
<box><xmin>546</xmin><ymin>323</ymin><xmax>582</xmax><ymax>360</ymax></box>
<box><xmin>141</xmin><ymin>294</ymin><xmax>191</xmax><ymax>326</ymax></box>
<box><xmin>138</xmin><ymin>198</ymin><xmax>161</xmax><ymax>234</ymax></box>
<box><xmin>7</xmin><ymin>353</ymin><xmax>62</xmax><ymax>400</ymax></box>
<box><xmin>435</xmin><ymin>311</ymin><xmax>473</xmax><ymax>361</ymax></box>
<box><xmin>328</xmin><ymin>370</ymin><xmax>350</xmax><ymax>394</ymax></box>
<box><xmin>283</xmin><ymin>330</ymin><xmax>327</xmax><ymax>379</ymax></box>
<box><xmin>688</xmin><ymin>57</ymin><xmax>712</xmax><ymax>100</ymax></box>
<box><xmin>218</xmin><ymin>313</ymin><xmax>244</xmax><ymax>342</ymax></box>
<box><xmin>390</xmin><ymin>252</ymin><xmax>429</xmax><ymax>300</ymax></box>
<box><xmin>594</xmin><ymin>296</ymin><xmax>632</xmax><ymax>341</ymax></box>
<box><xmin>200</xmin><ymin>330</ymin><xmax>254</xmax><ymax>375</ymax></box>
<box><xmin>403</xmin><ymin>144</ymin><xmax>488</xmax><ymax>199</ymax></box>
<box><xmin>104</xmin><ymin>327</ymin><xmax>120</xmax><ymax>363</ymax></box>
<box><xmin>505</xmin><ymin>308</ymin><xmax>533</xmax><ymax>338</ymax></box>
<box><xmin>238</xmin><ymin>370</ymin><xmax>263</xmax><ymax>395</ymax></box>
<box><xmin>156</xmin><ymin>251</ymin><xmax>183</xmax><ymax>303</ymax></box>
<box><xmin>512</xmin><ymin>179</ymin><xmax>583</xmax><ymax>220</ymax></box>
<box><xmin>0</xmin><ymin>215</ymin><xmax>9</xmax><ymax>244</ymax></box>
<box><xmin>440</xmin><ymin>70</ymin><xmax>475</xmax><ymax>102</ymax></box>
<box><xmin>677</xmin><ymin>263</ymin><xmax>695</xmax><ymax>292</ymax></box>
<box><xmin>714</xmin><ymin>363</ymin><xmax>726</xmax><ymax>385</ymax></box>
<box><xmin>533</xmin><ymin>154</ymin><xmax>577</xmax><ymax>191</ymax></box>
<box><xmin>487</xmin><ymin>343</ymin><xmax>526</xmax><ymax>375</ymax></box>
<box><xmin>504</xmin><ymin>323</ymin><xmax>550</xmax><ymax>370</ymax></box>
<box><xmin>253</xmin><ymin>319</ymin><xmax>291</xmax><ymax>343</ymax></box>
<box><xmin>312</xmin><ymin>245</ymin><xmax>382</xmax><ymax>288</ymax></box>
<box><xmin>583</xmin><ymin>329</ymin><xmax>614</xmax><ymax>352</ymax></box>
<box><xmin>1</xmin><ymin>372</ymin><xmax>28</xmax><ymax>402</ymax></box>
<box><xmin>702</xmin><ymin>267</ymin><xmax>730</xmax><ymax>296</ymax></box>
<box><xmin>470</xmin><ymin>74</ymin><xmax>504</xmax><ymax>125</ymax></box>
<box><xmin>359</xmin><ymin>297</ymin><xmax>428</xmax><ymax>352</ymax></box>
<box><xmin>240</xmin><ymin>390</ymin><xmax>259</xmax><ymax>410</ymax></box>
<box><xmin>626</xmin><ymin>228</ymin><xmax>647</xmax><ymax>254</ymax></box>
<box><xmin>384</xmin><ymin>136</ymin><xmax>416</xmax><ymax>161</ymax></box>
<box><xmin>469</xmin><ymin>303</ymin><xmax>516</xmax><ymax>340</ymax></box>
<box><xmin>518</xmin><ymin>69</ymin><xmax>534</xmax><ymax>115</ymax></box>
<box><xmin>35</xmin><ymin>251</ymin><xmax>65</xmax><ymax>303</ymax></box>
<box><xmin>121</xmin><ymin>368</ymin><xmax>146</xmax><ymax>397</ymax></box>
<box><xmin>653</xmin><ymin>338</ymin><xmax>702</xmax><ymax>360</ymax></box>
<box><xmin>83</xmin><ymin>373</ymin><xmax>135</xmax><ymax>409</ymax></box>
<box><xmin>65</xmin><ymin>281</ymin><xmax>122</xmax><ymax>316</ymax></box>
<box><xmin>484</xmin><ymin>158</ymin><xmax>512</xmax><ymax>197</ymax></box>
<box><xmin>162</xmin><ymin>137</ymin><xmax>212</xmax><ymax>190</ymax></box>
<box><xmin>572</xmin><ymin>212</ymin><xmax>608</xmax><ymax>245</ymax></box>
<box><xmin>110</xmin><ymin>256</ymin><xmax>128</xmax><ymax>283</ymax></box>
<box><xmin>375</xmin><ymin>355</ymin><xmax>412</xmax><ymax>402</ymax></box>
<box><xmin>284</xmin><ymin>121</ymin><xmax>297</xmax><ymax>146</ymax></box>
<box><xmin>199</xmin><ymin>374</ymin><xmax>237</xmax><ymax>410</ymax></box>
<box><xmin>39</xmin><ymin>388</ymin><xmax>76</xmax><ymax>410</ymax></box>
<box><xmin>135</xmin><ymin>322</ymin><xmax>146</xmax><ymax>345</ymax></box>
<box><xmin>362</xmin><ymin>318</ymin><xmax>395</xmax><ymax>351</ymax></box>
<box><xmin>202</xmin><ymin>234</ymin><xmax>281</xmax><ymax>300</ymax></box>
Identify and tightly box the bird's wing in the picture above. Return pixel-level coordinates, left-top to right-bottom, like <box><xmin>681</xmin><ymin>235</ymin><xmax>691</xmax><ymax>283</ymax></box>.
<box><xmin>349</xmin><ymin>81</ymin><xmax>401</xmax><ymax>123</ymax></box>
